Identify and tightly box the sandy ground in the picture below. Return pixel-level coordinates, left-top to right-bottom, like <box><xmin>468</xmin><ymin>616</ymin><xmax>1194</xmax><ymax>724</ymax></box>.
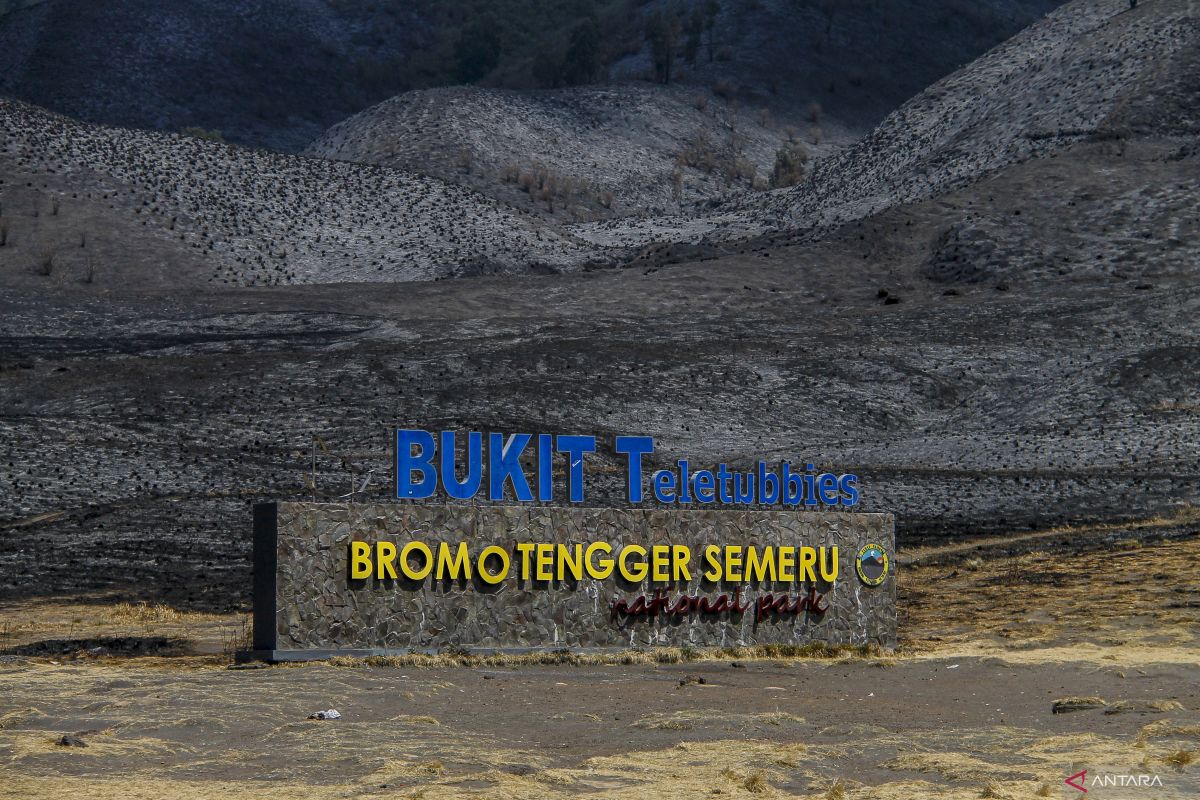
<box><xmin>1</xmin><ymin>521</ymin><xmax>1198</xmax><ymax>799</ymax></box>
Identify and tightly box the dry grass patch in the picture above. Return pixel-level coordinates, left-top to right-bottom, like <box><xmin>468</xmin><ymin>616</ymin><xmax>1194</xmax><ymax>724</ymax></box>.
<box><xmin>882</xmin><ymin>751</ymin><xmax>1033</xmax><ymax>782</ymax></box>
<box><xmin>0</xmin><ymin>707</ymin><xmax>43</xmax><ymax>730</ymax></box>
<box><xmin>390</xmin><ymin>714</ymin><xmax>440</xmax><ymax>726</ymax></box>
<box><xmin>1104</xmin><ymin>698</ymin><xmax>1183</xmax><ymax>714</ymax></box>
<box><xmin>1052</xmin><ymin>696</ymin><xmax>1107</xmax><ymax>713</ymax></box>
<box><xmin>314</xmin><ymin>642</ymin><xmax>887</xmax><ymax>670</ymax></box>
<box><xmin>1138</xmin><ymin>720</ymin><xmax>1200</xmax><ymax>744</ymax></box>
<box><xmin>109</xmin><ymin>602</ymin><xmax>184</xmax><ymax>625</ymax></box>
<box><xmin>631</xmin><ymin>709</ymin><xmax>804</xmax><ymax>732</ymax></box>
<box><xmin>744</xmin><ymin>769</ymin><xmax>770</xmax><ymax>793</ymax></box>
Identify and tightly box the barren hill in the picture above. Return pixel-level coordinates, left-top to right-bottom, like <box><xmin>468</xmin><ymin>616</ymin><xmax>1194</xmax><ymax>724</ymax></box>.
<box><xmin>574</xmin><ymin>0</ymin><xmax>1199</xmax><ymax>248</ymax></box>
<box><xmin>305</xmin><ymin>83</ymin><xmax>842</xmax><ymax>219</ymax></box>
<box><xmin>0</xmin><ymin>99</ymin><xmax>602</xmax><ymax>288</ymax></box>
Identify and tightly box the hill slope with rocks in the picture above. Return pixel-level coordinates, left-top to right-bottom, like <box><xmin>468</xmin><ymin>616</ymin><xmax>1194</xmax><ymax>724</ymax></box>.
<box><xmin>305</xmin><ymin>83</ymin><xmax>845</xmax><ymax>219</ymax></box>
<box><xmin>574</xmin><ymin>0</ymin><xmax>1198</xmax><ymax>248</ymax></box>
<box><xmin>0</xmin><ymin>99</ymin><xmax>603</xmax><ymax>288</ymax></box>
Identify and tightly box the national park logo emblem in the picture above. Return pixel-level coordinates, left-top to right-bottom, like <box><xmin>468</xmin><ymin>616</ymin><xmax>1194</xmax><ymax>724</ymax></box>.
<box><xmin>856</xmin><ymin>543</ymin><xmax>889</xmax><ymax>586</ymax></box>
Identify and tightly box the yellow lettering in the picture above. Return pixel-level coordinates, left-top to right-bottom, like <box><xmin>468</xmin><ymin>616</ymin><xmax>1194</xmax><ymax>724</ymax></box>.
<box><xmin>724</xmin><ymin>545</ymin><xmax>743</xmax><ymax>582</ymax></box>
<box><xmin>477</xmin><ymin>545</ymin><xmax>509</xmax><ymax>584</ymax></box>
<box><xmin>436</xmin><ymin>541</ymin><xmax>472</xmax><ymax>580</ymax></box>
<box><xmin>375</xmin><ymin>541</ymin><xmax>398</xmax><ymax>580</ymax></box>
<box><xmin>557</xmin><ymin>543</ymin><xmax>583</xmax><ymax>581</ymax></box>
<box><xmin>516</xmin><ymin>542</ymin><xmax>536</xmax><ymax>581</ymax></box>
<box><xmin>535</xmin><ymin>543</ymin><xmax>555</xmax><ymax>581</ymax></box>
<box><xmin>350</xmin><ymin>541</ymin><xmax>372</xmax><ymax>579</ymax></box>
<box><xmin>746</xmin><ymin>545</ymin><xmax>776</xmax><ymax>583</ymax></box>
<box><xmin>819</xmin><ymin>546</ymin><xmax>839</xmax><ymax>581</ymax></box>
<box><xmin>619</xmin><ymin>544</ymin><xmax>648</xmax><ymax>582</ymax></box>
<box><xmin>798</xmin><ymin>547</ymin><xmax>817</xmax><ymax>582</ymax></box>
<box><xmin>703</xmin><ymin>544</ymin><xmax>722</xmax><ymax>581</ymax></box>
<box><xmin>651</xmin><ymin>544</ymin><xmax>671</xmax><ymax>582</ymax></box>
<box><xmin>585</xmin><ymin>541</ymin><xmax>614</xmax><ymax>579</ymax></box>
<box><xmin>399</xmin><ymin>541</ymin><xmax>432</xmax><ymax>581</ymax></box>
<box><xmin>672</xmin><ymin>545</ymin><xmax>692</xmax><ymax>582</ymax></box>
<box><xmin>778</xmin><ymin>547</ymin><xmax>795</xmax><ymax>582</ymax></box>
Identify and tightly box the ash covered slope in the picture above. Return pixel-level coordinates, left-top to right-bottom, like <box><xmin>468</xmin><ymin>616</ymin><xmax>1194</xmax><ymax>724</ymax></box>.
<box><xmin>0</xmin><ymin>99</ymin><xmax>602</xmax><ymax>287</ymax></box>
<box><xmin>304</xmin><ymin>83</ymin><xmax>810</xmax><ymax>219</ymax></box>
<box><xmin>575</xmin><ymin>0</ymin><xmax>1198</xmax><ymax>247</ymax></box>
<box><xmin>759</xmin><ymin>0</ymin><xmax>1200</xmax><ymax>228</ymax></box>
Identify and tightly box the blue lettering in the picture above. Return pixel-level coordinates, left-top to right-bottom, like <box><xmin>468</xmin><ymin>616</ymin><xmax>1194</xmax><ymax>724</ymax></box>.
<box><xmin>556</xmin><ymin>435</ymin><xmax>596</xmax><ymax>503</ymax></box>
<box><xmin>537</xmin><ymin>433</ymin><xmax>554</xmax><ymax>501</ymax></box>
<box><xmin>439</xmin><ymin>431</ymin><xmax>482</xmax><ymax>500</ymax></box>
<box><xmin>488</xmin><ymin>432</ymin><xmax>533</xmax><ymax>501</ymax></box>
<box><xmin>396</xmin><ymin>429</ymin><xmax>437</xmax><ymax>499</ymax></box>
<box><xmin>839</xmin><ymin>474</ymin><xmax>860</xmax><ymax>506</ymax></box>
<box><xmin>653</xmin><ymin>469</ymin><xmax>677</xmax><ymax>502</ymax></box>
<box><xmin>615</xmin><ymin>435</ymin><xmax>654</xmax><ymax>502</ymax></box>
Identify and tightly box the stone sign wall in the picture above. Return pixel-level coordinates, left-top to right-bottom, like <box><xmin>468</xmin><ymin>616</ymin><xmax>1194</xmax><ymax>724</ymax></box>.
<box><xmin>250</xmin><ymin>502</ymin><xmax>895</xmax><ymax>660</ymax></box>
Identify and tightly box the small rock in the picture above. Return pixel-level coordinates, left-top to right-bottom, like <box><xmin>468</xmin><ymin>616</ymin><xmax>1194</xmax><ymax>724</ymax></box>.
<box><xmin>307</xmin><ymin>709</ymin><xmax>342</xmax><ymax>720</ymax></box>
<box><xmin>56</xmin><ymin>735</ymin><xmax>88</xmax><ymax>748</ymax></box>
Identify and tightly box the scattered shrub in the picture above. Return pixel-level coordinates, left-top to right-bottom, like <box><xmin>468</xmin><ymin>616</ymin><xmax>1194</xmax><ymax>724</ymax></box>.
<box><xmin>724</xmin><ymin>155</ymin><xmax>756</xmax><ymax>184</ymax></box>
<box><xmin>744</xmin><ymin>771</ymin><xmax>768</xmax><ymax>793</ymax></box>
<box><xmin>771</xmin><ymin>139</ymin><xmax>809</xmax><ymax>188</ymax></box>
<box><xmin>676</xmin><ymin>133</ymin><xmax>717</xmax><ymax>172</ymax></box>
<box><xmin>806</xmin><ymin>101</ymin><xmax>823</xmax><ymax>123</ymax></box>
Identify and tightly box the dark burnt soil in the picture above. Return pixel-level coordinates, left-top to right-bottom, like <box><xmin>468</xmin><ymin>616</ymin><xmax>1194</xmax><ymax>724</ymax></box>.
<box><xmin>1</xmin><ymin>225</ymin><xmax>1196</xmax><ymax>611</ymax></box>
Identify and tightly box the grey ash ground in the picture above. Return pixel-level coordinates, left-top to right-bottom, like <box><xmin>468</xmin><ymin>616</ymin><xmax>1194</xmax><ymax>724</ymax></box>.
<box><xmin>1</xmin><ymin>0</ymin><xmax>1198</xmax><ymax>613</ymax></box>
